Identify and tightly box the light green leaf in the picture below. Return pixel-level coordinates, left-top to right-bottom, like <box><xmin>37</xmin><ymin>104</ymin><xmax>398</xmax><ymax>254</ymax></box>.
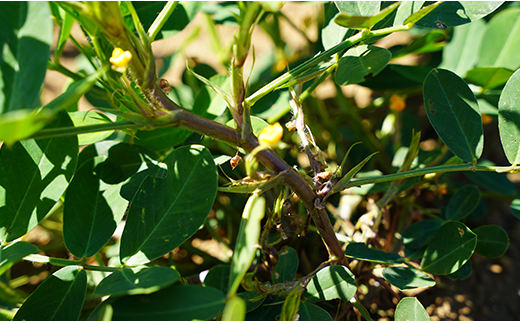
<box><xmin>510</xmin><ymin>199</ymin><xmax>520</xmax><ymax>220</ymax></box>
<box><xmin>395</xmin><ymin>297</ymin><xmax>430</xmax><ymax>321</ymax></box>
<box><xmin>498</xmin><ymin>68</ymin><xmax>520</xmax><ymax>165</ymax></box>
<box><xmin>222</xmin><ymin>295</ymin><xmax>246</xmax><ymax>321</ymax></box>
<box><xmin>479</xmin><ymin>8</ymin><xmax>520</xmax><ymax>70</ymax></box>
<box><xmin>0</xmin><ymin>111</ymin><xmax>78</xmax><ymax>242</ymax></box>
<box><xmin>421</xmin><ymin>221</ymin><xmax>477</xmax><ymax>275</ymax></box>
<box><xmin>423</xmin><ymin>68</ymin><xmax>483</xmax><ymax>162</ymax></box>
<box><xmin>345</xmin><ymin>242</ymin><xmax>403</xmax><ymax>264</ymax></box>
<box><xmin>473</xmin><ymin>225</ymin><xmax>509</xmax><ymax>258</ymax></box>
<box><xmin>0</xmin><ymin>2</ymin><xmax>52</xmax><ymax>114</ymax></box>
<box><xmin>382</xmin><ymin>267</ymin><xmax>436</xmax><ymax>290</ymax></box>
<box><xmin>394</xmin><ymin>1</ymin><xmax>425</xmax><ymax>26</ymax></box>
<box><xmin>69</xmin><ymin>111</ymin><xmax>114</xmax><ymax>146</ymax></box>
<box><xmin>335</xmin><ymin>2</ymin><xmax>400</xmax><ymax>30</ymax></box>
<box><xmin>0</xmin><ymin>241</ymin><xmax>38</xmax><ymax>276</ymax></box>
<box><xmin>446</xmin><ymin>185</ymin><xmax>480</xmax><ymax>221</ymax></box>
<box><xmin>228</xmin><ymin>194</ymin><xmax>265</xmax><ymax>297</ymax></box>
<box><xmin>93</xmin><ymin>266</ymin><xmax>180</xmax><ymax>297</ymax></box>
<box><xmin>120</xmin><ymin>145</ymin><xmax>218</xmax><ymax>265</ymax></box>
<box><xmin>466</xmin><ymin>67</ymin><xmax>514</xmax><ymax>89</ymax></box>
<box><xmin>54</xmin><ymin>10</ymin><xmax>75</xmax><ymax>62</ymax></box>
<box><xmin>13</xmin><ymin>266</ymin><xmax>87</xmax><ymax>321</ymax></box>
<box><xmin>335</xmin><ymin>45</ymin><xmax>391</xmax><ymax>85</ymax></box>
<box><xmin>415</xmin><ymin>1</ymin><xmax>504</xmax><ymax>29</ymax></box>
<box><xmin>304</xmin><ymin>265</ymin><xmax>357</xmax><ymax>303</ymax></box>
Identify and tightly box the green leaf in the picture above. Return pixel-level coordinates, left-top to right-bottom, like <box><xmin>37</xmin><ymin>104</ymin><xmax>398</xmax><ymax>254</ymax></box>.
<box><xmin>133</xmin><ymin>127</ymin><xmax>191</xmax><ymax>151</ymax></box>
<box><xmin>510</xmin><ymin>199</ymin><xmax>520</xmax><ymax>220</ymax></box>
<box><xmin>473</xmin><ymin>225</ymin><xmax>509</xmax><ymax>258</ymax></box>
<box><xmin>69</xmin><ymin>111</ymin><xmax>114</xmax><ymax>146</ymax></box>
<box><xmin>464</xmin><ymin>160</ymin><xmax>516</xmax><ymax>195</ymax></box>
<box><xmin>421</xmin><ymin>221</ymin><xmax>477</xmax><ymax>275</ymax></box>
<box><xmin>334</xmin><ymin>2</ymin><xmax>400</xmax><ymax>30</ymax></box>
<box><xmin>272</xmin><ymin>247</ymin><xmax>298</xmax><ymax>284</ymax></box>
<box><xmin>0</xmin><ymin>2</ymin><xmax>52</xmax><ymax>114</ymax></box>
<box><xmin>304</xmin><ymin>265</ymin><xmax>357</xmax><ymax>302</ymax></box>
<box><xmin>394</xmin><ymin>297</ymin><xmax>430</xmax><ymax>321</ymax></box>
<box><xmin>54</xmin><ymin>10</ymin><xmax>75</xmax><ymax>63</ymax></box>
<box><xmin>0</xmin><ymin>241</ymin><xmax>38</xmax><ymax>276</ymax></box>
<box><xmin>402</xmin><ymin>220</ymin><xmax>443</xmax><ymax>249</ymax></box>
<box><xmin>446</xmin><ymin>185</ymin><xmax>480</xmax><ymax>221</ymax></box>
<box><xmin>109</xmin><ymin>284</ymin><xmax>225</xmax><ymax>321</ymax></box>
<box><xmin>415</xmin><ymin>1</ymin><xmax>504</xmax><ymax>29</ymax></box>
<box><xmin>394</xmin><ymin>1</ymin><xmax>425</xmax><ymax>26</ymax></box>
<box><xmin>447</xmin><ymin>259</ymin><xmax>472</xmax><ymax>280</ymax></box>
<box><xmin>222</xmin><ymin>295</ymin><xmax>246</xmax><ymax>321</ymax></box>
<box><xmin>228</xmin><ymin>194</ymin><xmax>265</xmax><ymax>297</ymax></box>
<box><xmin>404</xmin><ymin>245</ymin><xmax>426</xmax><ymax>260</ymax></box>
<box><xmin>93</xmin><ymin>266</ymin><xmax>180</xmax><ymax>297</ymax></box>
<box><xmin>0</xmin><ymin>111</ymin><xmax>78</xmax><ymax>242</ymax></box>
<box><xmin>403</xmin><ymin>1</ymin><xmax>442</xmax><ymax>26</ymax></box>
<box><xmin>204</xmin><ymin>264</ymin><xmax>230</xmax><ymax>295</ymax></box>
<box><xmin>479</xmin><ymin>8</ymin><xmax>520</xmax><ymax>70</ymax></box>
<box><xmin>335</xmin><ymin>45</ymin><xmax>392</xmax><ymax>85</ymax></box>
<box><xmin>120</xmin><ymin>145</ymin><xmax>218</xmax><ymax>266</ymax></box>
<box><xmin>13</xmin><ymin>266</ymin><xmax>87</xmax><ymax>321</ymax></box>
<box><xmin>423</xmin><ymin>68</ymin><xmax>483</xmax><ymax>162</ymax></box>
<box><xmin>63</xmin><ymin>142</ymin><xmax>141</xmax><ymax>258</ymax></box>
<box><xmin>344</xmin><ymin>242</ymin><xmax>403</xmax><ymax>264</ymax></box>
<box><xmin>382</xmin><ymin>267</ymin><xmax>436</xmax><ymax>290</ymax></box>
<box><xmin>298</xmin><ymin>302</ymin><xmax>333</xmax><ymax>321</ymax></box>
<box><xmin>438</xmin><ymin>19</ymin><xmax>486</xmax><ymax>78</ymax></box>
<box><xmin>239</xmin><ymin>290</ymin><xmax>266</xmax><ymax>313</ymax></box>
<box><xmin>465</xmin><ymin>67</ymin><xmax>514</xmax><ymax>89</ymax></box>
<box><xmin>226</xmin><ymin>116</ymin><xmax>269</xmax><ymax>137</ymax></box>
<box><xmin>329</xmin><ymin>151</ymin><xmax>379</xmax><ymax>197</ymax></box>
<box><xmin>321</xmin><ymin>16</ymin><xmax>354</xmax><ymax>50</ymax></box>
<box><xmin>499</xmin><ymin>68</ymin><xmax>520</xmax><ymax>165</ymax></box>
<box><xmin>392</xmin><ymin>30</ymin><xmax>446</xmax><ymax>59</ymax></box>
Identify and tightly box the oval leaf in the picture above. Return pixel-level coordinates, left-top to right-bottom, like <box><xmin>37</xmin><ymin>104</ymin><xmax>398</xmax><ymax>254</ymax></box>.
<box><xmin>447</xmin><ymin>259</ymin><xmax>472</xmax><ymax>280</ymax></box>
<box><xmin>335</xmin><ymin>45</ymin><xmax>391</xmax><ymax>85</ymax></box>
<box><xmin>345</xmin><ymin>242</ymin><xmax>403</xmax><ymax>264</ymax></box>
<box><xmin>120</xmin><ymin>145</ymin><xmax>218</xmax><ymax>266</ymax></box>
<box><xmin>395</xmin><ymin>297</ymin><xmax>430</xmax><ymax>321</ymax></box>
<box><xmin>0</xmin><ymin>241</ymin><xmax>38</xmax><ymax>276</ymax></box>
<box><xmin>465</xmin><ymin>67</ymin><xmax>514</xmax><ymax>90</ymax></box>
<box><xmin>334</xmin><ymin>2</ymin><xmax>400</xmax><ymax>30</ymax></box>
<box><xmin>382</xmin><ymin>267</ymin><xmax>436</xmax><ymax>290</ymax></box>
<box><xmin>498</xmin><ymin>68</ymin><xmax>520</xmax><ymax>165</ymax></box>
<box><xmin>473</xmin><ymin>225</ymin><xmax>509</xmax><ymax>258</ymax></box>
<box><xmin>93</xmin><ymin>266</ymin><xmax>180</xmax><ymax>297</ymax></box>
<box><xmin>402</xmin><ymin>219</ymin><xmax>443</xmax><ymax>249</ymax></box>
<box><xmin>110</xmin><ymin>284</ymin><xmax>225</xmax><ymax>321</ymax></box>
<box><xmin>273</xmin><ymin>247</ymin><xmax>299</xmax><ymax>284</ymax></box>
<box><xmin>222</xmin><ymin>295</ymin><xmax>246</xmax><ymax>321</ymax></box>
<box><xmin>446</xmin><ymin>185</ymin><xmax>480</xmax><ymax>221</ymax></box>
<box><xmin>304</xmin><ymin>265</ymin><xmax>357</xmax><ymax>303</ymax></box>
<box><xmin>0</xmin><ymin>2</ymin><xmax>52</xmax><ymax>114</ymax></box>
<box><xmin>423</xmin><ymin>68</ymin><xmax>483</xmax><ymax>162</ymax></box>
<box><xmin>13</xmin><ymin>266</ymin><xmax>87</xmax><ymax>321</ymax></box>
<box><xmin>421</xmin><ymin>221</ymin><xmax>477</xmax><ymax>275</ymax></box>
<box><xmin>415</xmin><ymin>1</ymin><xmax>504</xmax><ymax>29</ymax></box>
<box><xmin>299</xmin><ymin>302</ymin><xmax>333</xmax><ymax>321</ymax></box>
<box><xmin>204</xmin><ymin>264</ymin><xmax>230</xmax><ymax>295</ymax></box>
<box><xmin>0</xmin><ymin>111</ymin><xmax>78</xmax><ymax>242</ymax></box>
<box><xmin>510</xmin><ymin>198</ymin><xmax>520</xmax><ymax>220</ymax></box>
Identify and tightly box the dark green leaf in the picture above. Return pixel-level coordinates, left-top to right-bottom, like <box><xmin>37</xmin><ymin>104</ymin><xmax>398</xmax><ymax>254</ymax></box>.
<box><xmin>273</xmin><ymin>247</ymin><xmax>298</xmax><ymax>284</ymax></box>
<box><xmin>404</xmin><ymin>245</ymin><xmax>426</xmax><ymax>260</ymax></box>
<box><xmin>335</xmin><ymin>2</ymin><xmax>400</xmax><ymax>30</ymax></box>
<box><xmin>228</xmin><ymin>194</ymin><xmax>265</xmax><ymax>297</ymax></box>
<box><xmin>335</xmin><ymin>45</ymin><xmax>392</xmax><ymax>85</ymax></box>
<box><xmin>93</xmin><ymin>266</ymin><xmax>180</xmax><ymax>297</ymax></box>
<box><xmin>110</xmin><ymin>284</ymin><xmax>225</xmax><ymax>321</ymax></box>
<box><xmin>415</xmin><ymin>1</ymin><xmax>504</xmax><ymax>29</ymax></box>
<box><xmin>465</xmin><ymin>67</ymin><xmax>514</xmax><ymax>89</ymax></box>
<box><xmin>464</xmin><ymin>160</ymin><xmax>516</xmax><ymax>195</ymax></box>
<box><xmin>423</xmin><ymin>68</ymin><xmax>483</xmax><ymax>162</ymax></box>
<box><xmin>446</xmin><ymin>185</ymin><xmax>480</xmax><ymax>221</ymax></box>
<box><xmin>447</xmin><ymin>259</ymin><xmax>472</xmax><ymax>280</ymax></box>
<box><xmin>120</xmin><ymin>145</ymin><xmax>218</xmax><ymax>265</ymax></box>
<box><xmin>394</xmin><ymin>297</ymin><xmax>430</xmax><ymax>321</ymax></box>
<box><xmin>13</xmin><ymin>266</ymin><xmax>87</xmax><ymax>321</ymax></box>
<box><xmin>345</xmin><ymin>242</ymin><xmax>403</xmax><ymax>264</ymax></box>
<box><xmin>499</xmin><ymin>68</ymin><xmax>520</xmax><ymax>165</ymax></box>
<box><xmin>239</xmin><ymin>290</ymin><xmax>266</xmax><ymax>313</ymax></box>
<box><xmin>299</xmin><ymin>302</ymin><xmax>332</xmax><ymax>321</ymax></box>
<box><xmin>204</xmin><ymin>264</ymin><xmax>230</xmax><ymax>295</ymax></box>
<box><xmin>438</xmin><ymin>19</ymin><xmax>486</xmax><ymax>77</ymax></box>
<box><xmin>510</xmin><ymin>199</ymin><xmax>520</xmax><ymax>220</ymax></box>
<box><xmin>246</xmin><ymin>297</ymin><xmax>283</xmax><ymax>321</ymax></box>
<box><xmin>0</xmin><ymin>111</ymin><xmax>78</xmax><ymax>242</ymax></box>
<box><xmin>382</xmin><ymin>267</ymin><xmax>436</xmax><ymax>290</ymax></box>
<box><xmin>0</xmin><ymin>241</ymin><xmax>38</xmax><ymax>276</ymax></box>
<box><xmin>421</xmin><ymin>221</ymin><xmax>477</xmax><ymax>275</ymax></box>
<box><xmin>304</xmin><ymin>265</ymin><xmax>357</xmax><ymax>302</ymax></box>
<box><xmin>0</xmin><ymin>2</ymin><xmax>52</xmax><ymax>114</ymax></box>
<box><xmin>402</xmin><ymin>220</ymin><xmax>443</xmax><ymax>249</ymax></box>
<box><xmin>479</xmin><ymin>8</ymin><xmax>520</xmax><ymax>70</ymax></box>
<box><xmin>133</xmin><ymin>127</ymin><xmax>191</xmax><ymax>151</ymax></box>
<box><xmin>392</xmin><ymin>30</ymin><xmax>446</xmax><ymax>59</ymax></box>
<box><xmin>473</xmin><ymin>225</ymin><xmax>509</xmax><ymax>258</ymax></box>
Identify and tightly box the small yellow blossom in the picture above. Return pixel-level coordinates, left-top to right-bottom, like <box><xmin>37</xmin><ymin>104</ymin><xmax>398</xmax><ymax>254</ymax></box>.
<box><xmin>389</xmin><ymin>94</ymin><xmax>406</xmax><ymax>112</ymax></box>
<box><xmin>482</xmin><ymin>113</ymin><xmax>493</xmax><ymax>125</ymax></box>
<box><xmin>109</xmin><ymin>47</ymin><xmax>132</xmax><ymax>67</ymax></box>
<box><xmin>258</xmin><ymin>122</ymin><xmax>283</xmax><ymax>145</ymax></box>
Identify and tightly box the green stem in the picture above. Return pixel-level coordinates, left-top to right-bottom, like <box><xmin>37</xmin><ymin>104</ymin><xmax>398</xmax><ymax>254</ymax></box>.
<box><xmin>23</xmin><ymin>254</ymin><xmax>121</xmax><ymax>272</ymax></box>
<box><xmin>83</xmin><ymin>265</ymin><xmax>121</xmax><ymax>272</ymax></box>
<box><xmin>148</xmin><ymin>1</ymin><xmax>179</xmax><ymax>42</ymax></box>
<box><xmin>30</xmin><ymin>121</ymin><xmax>138</xmax><ymax>140</ymax></box>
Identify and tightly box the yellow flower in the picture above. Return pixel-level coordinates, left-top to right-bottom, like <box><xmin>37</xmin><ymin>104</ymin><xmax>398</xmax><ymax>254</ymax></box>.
<box><xmin>109</xmin><ymin>47</ymin><xmax>132</xmax><ymax>67</ymax></box>
<box><xmin>389</xmin><ymin>94</ymin><xmax>406</xmax><ymax>112</ymax></box>
<box><xmin>258</xmin><ymin>122</ymin><xmax>283</xmax><ymax>145</ymax></box>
